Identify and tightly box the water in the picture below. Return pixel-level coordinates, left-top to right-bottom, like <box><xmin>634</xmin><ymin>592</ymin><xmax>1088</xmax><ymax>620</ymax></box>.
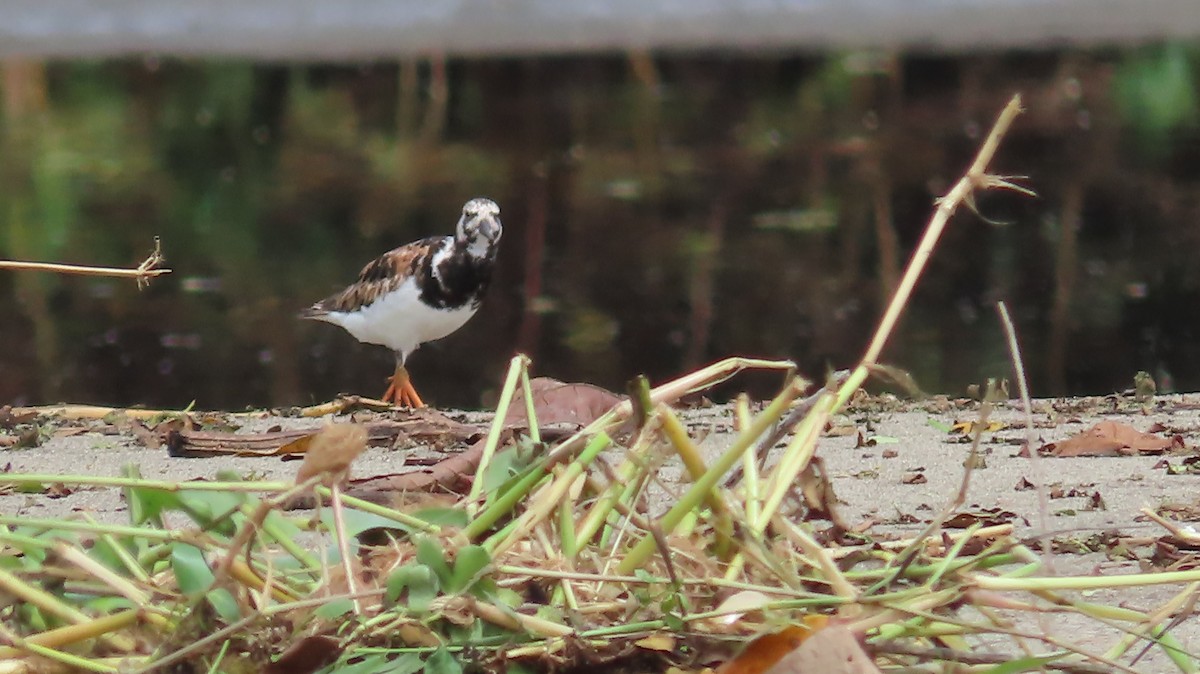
<box><xmin>1</xmin><ymin>49</ymin><xmax>1198</xmax><ymax>409</ymax></box>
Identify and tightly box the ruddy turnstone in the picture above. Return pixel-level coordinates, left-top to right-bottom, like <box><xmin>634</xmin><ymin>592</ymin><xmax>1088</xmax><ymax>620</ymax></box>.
<box><xmin>302</xmin><ymin>198</ymin><xmax>503</xmax><ymax>407</ymax></box>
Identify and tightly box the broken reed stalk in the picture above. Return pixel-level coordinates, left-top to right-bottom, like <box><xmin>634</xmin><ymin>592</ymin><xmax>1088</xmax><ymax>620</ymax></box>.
<box><xmin>0</xmin><ymin>237</ymin><xmax>171</xmax><ymax>289</ymax></box>
<box><xmin>464</xmin><ymin>356</ymin><xmax>795</xmax><ymax>546</ymax></box>
<box><xmin>468</xmin><ymin>354</ymin><xmax>530</xmax><ymax>515</ymax></box>
<box><xmin>719</xmin><ymin>94</ymin><xmax>1031</xmax><ymax>583</ymax></box>
<box><xmin>616</xmin><ymin>376</ymin><xmax>806</xmax><ymax>574</ymax></box>
<box><xmin>836</xmin><ymin>93</ymin><xmax>1031</xmax><ymax>410</ymax></box>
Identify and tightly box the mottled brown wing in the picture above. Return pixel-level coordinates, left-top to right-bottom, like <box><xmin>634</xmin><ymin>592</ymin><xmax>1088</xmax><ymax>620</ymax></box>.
<box><xmin>303</xmin><ymin>238</ymin><xmax>439</xmax><ymax>316</ymax></box>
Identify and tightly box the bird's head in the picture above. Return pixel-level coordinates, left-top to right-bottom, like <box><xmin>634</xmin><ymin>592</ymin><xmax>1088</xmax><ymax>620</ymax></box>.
<box><xmin>456</xmin><ymin>198</ymin><xmax>502</xmax><ymax>257</ymax></box>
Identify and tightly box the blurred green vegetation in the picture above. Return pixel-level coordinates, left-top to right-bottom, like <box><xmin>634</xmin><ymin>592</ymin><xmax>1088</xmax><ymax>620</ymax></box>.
<box><xmin>0</xmin><ymin>46</ymin><xmax>1198</xmax><ymax>408</ymax></box>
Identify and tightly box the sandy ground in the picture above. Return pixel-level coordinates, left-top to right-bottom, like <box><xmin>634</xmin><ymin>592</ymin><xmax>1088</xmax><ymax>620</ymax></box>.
<box><xmin>3</xmin><ymin>394</ymin><xmax>1200</xmax><ymax>671</ymax></box>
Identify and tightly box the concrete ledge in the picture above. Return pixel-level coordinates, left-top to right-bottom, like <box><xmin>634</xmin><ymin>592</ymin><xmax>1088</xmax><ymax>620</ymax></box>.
<box><xmin>3</xmin><ymin>0</ymin><xmax>1199</xmax><ymax>59</ymax></box>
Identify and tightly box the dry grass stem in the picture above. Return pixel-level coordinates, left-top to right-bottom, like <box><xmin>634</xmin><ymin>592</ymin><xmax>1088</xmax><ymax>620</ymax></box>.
<box><xmin>0</xmin><ymin>237</ymin><xmax>171</xmax><ymax>289</ymax></box>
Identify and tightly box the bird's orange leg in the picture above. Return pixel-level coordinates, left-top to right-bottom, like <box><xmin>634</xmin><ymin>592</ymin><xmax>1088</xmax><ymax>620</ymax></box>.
<box><xmin>382</xmin><ymin>364</ymin><xmax>425</xmax><ymax>408</ymax></box>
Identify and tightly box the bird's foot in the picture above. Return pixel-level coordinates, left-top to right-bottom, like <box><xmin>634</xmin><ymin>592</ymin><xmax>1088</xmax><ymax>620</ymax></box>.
<box><xmin>383</xmin><ymin>369</ymin><xmax>425</xmax><ymax>408</ymax></box>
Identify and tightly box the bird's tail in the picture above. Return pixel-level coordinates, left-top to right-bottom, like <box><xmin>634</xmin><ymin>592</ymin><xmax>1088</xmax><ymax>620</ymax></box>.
<box><xmin>298</xmin><ymin>304</ymin><xmax>331</xmax><ymax>320</ymax></box>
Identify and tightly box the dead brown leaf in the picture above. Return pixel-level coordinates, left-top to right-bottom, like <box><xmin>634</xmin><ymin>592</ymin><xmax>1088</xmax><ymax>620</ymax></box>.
<box><xmin>295</xmin><ymin>424</ymin><xmax>369</xmax><ymax>485</ymax></box>
<box><xmin>717</xmin><ymin>619</ymin><xmax>827</xmax><ymax>674</ymax></box>
<box><xmin>944</xmin><ymin>508</ymin><xmax>1025</xmax><ymax>528</ymax></box>
<box><xmin>504</xmin><ymin>377</ymin><xmax>624</xmax><ymax>428</ymax></box>
<box><xmin>45</xmin><ymin>483</ymin><xmax>73</xmax><ymax>498</ymax></box>
<box><xmin>264</xmin><ymin>635</ymin><xmax>341</xmax><ymax>674</ymax></box>
<box><xmin>763</xmin><ymin>624</ymin><xmax>881</xmax><ymax>674</ymax></box>
<box><xmin>1039</xmin><ymin>420</ymin><xmax>1183</xmax><ymax>457</ymax></box>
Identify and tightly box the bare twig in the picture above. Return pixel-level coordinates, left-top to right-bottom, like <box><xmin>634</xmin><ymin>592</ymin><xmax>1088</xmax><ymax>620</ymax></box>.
<box><xmin>859</xmin><ymin>95</ymin><xmax>1029</xmax><ymax>370</ymax></box>
<box><xmin>0</xmin><ymin>237</ymin><xmax>171</xmax><ymax>289</ymax></box>
<box><xmin>997</xmin><ymin>301</ymin><xmax>1053</xmax><ymax>573</ymax></box>
<box><xmin>871</xmin><ymin>641</ymin><xmax>1114</xmax><ymax>674</ymax></box>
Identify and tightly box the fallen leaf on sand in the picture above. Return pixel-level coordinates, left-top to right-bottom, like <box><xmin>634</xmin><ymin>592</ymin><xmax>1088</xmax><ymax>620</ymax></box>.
<box><xmin>944</xmin><ymin>507</ymin><xmax>1026</xmax><ymax>528</ymax></box>
<box><xmin>1037</xmin><ymin>421</ymin><xmax>1183</xmax><ymax>457</ymax></box>
<box><xmin>717</xmin><ymin>618</ymin><xmax>827</xmax><ymax>674</ymax></box>
<box><xmin>504</xmin><ymin>377</ymin><xmax>624</xmax><ymax>428</ymax></box>
<box><xmin>763</xmin><ymin>624</ymin><xmax>881</xmax><ymax>674</ymax></box>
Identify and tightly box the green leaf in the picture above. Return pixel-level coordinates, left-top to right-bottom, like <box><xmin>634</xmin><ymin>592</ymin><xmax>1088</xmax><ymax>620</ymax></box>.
<box><xmin>16</xmin><ymin>481</ymin><xmax>48</xmax><ymax>494</ymax></box>
<box><xmin>424</xmin><ymin>648</ymin><xmax>462</xmax><ymax>674</ymax></box>
<box><xmin>384</xmin><ymin>563</ymin><xmax>439</xmax><ymax>613</ymax></box>
<box><xmin>123</xmin><ymin>463</ymin><xmax>184</xmax><ymax>527</ymax></box>
<box><xmin>322</xmin><ymin>654</ymin><xmax>389</xmax><ymax>674</ymax></box>
<box><xmin>170</xmin><ymin>543</ymin><xmax>214</xmax><ymax>595</ymax></box>
<box><xmin>535</xmin><ymin>604</ymin><xmax>565</xmax><ymax>625</ymax></box>
<box><xmin>412</xmin><ymin>507</ymin><xmax>469</xmax><ymax>528</ymax></box>
<box><xmin>481</xmin><ymin>445</ymin><xmax>527</xmax><ymax>494</ymax></box>
<box><xmin>926</xmin><ymin>419</ymin><xmax>952</xmax><ymax>433</ymax></box>
<box><xmin>78</xmin><ymin>596</ymin><xmax>135</xmax><ymax>614</ymax></box>
<box><xmin>414</xmin><ymin>536</ymin><xmax>453</xmax><ymax>586</ymax></box>
<box><xmin>448</xmin><ymin>545</ymin><xmax>490</xmax><ymax>594</ymax></box>
<box><xmin>88</xmin><ymin>536</ymin><xmax>135</xmax><ymax>574</ymax></box>
<box><xmin>177</xmin><ymin>490</ymin><xmax>247</xmax><ymax>533</ymax></box>
<box><xmin>314</xmin><ymin>597</ymin><xmax>355</xmax><ymax>620</ymax></box>
<box><xmin>385</xmin><ymin>653</ymin><xmax>425</xmax><ymax>674</ymax></box>
<box><xmin>19</xmin><ymin>604</ymin><xmax>48</xmax><ymax>632</ymax></box>
<box><xmin>206</xmin><ymin>587</ymin><xmax>242</xmax><ymax>623</ymax></box>
<box><xmin>494</xmin><ymin>587</ymin><xmax>524</xmax><ymax>609</ymax></box>
<box><xmin>172</xmin><ymin>541</ymin><xmax>239</xmax><ymax>623</ymax></box>
<box><xmin>978</xmin><ymin>653</ymin><xmax>1064</xmax><ymax>674</ymax></box>
<box><xmin>319</xmin><ymin>507</ymin><xmax>410</xmax><ymax>539</ymax></box>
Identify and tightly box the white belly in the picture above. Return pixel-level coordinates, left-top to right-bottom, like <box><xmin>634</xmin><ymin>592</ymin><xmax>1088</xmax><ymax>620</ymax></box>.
<box><xmin>320</xmin><ymin>278</ymin><xmax>478</xmax><ymax>361</ymax></box>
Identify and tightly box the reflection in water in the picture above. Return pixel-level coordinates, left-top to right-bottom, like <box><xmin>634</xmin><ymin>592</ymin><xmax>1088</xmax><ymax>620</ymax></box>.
<box><xmin>1</xmin><ymin>49</ymin><xmax>1199</xmax><ymax>409</ymax></box>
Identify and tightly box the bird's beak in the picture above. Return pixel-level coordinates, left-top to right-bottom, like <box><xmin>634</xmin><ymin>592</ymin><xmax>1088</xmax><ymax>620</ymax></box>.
<box><xmin>475</xmin><ymin>212</ymin><xmax>502</xmax><ymax>242</ymax></box>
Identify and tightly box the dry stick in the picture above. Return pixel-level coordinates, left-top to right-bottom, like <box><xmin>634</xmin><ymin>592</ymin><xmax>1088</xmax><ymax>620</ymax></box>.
<box><xmin>831</xmin><ymin>93</ymin><xmax>1031</xmax><ymax>415</ymax></box>
<box><xmin>829</xmin><ymin>96</ymin><xmax>1030</xmax><ymax>592</ymax></box>
<box><xmin>996</xmin><ymin>301</ymin><xmax>1052</xmax><ymax>572</ymax></box>
<box><xmin>0</xmin><ymin>237</ymin><xmax>171</xmax><ymax>289</ymax></box>
<box><xmin>871</xmin><ymin>642</ymin><xmax>1113</xmax><ymax>674</ymax></box>
<box><xmin>329</xmin><ymin>483</ymin><xmax>360</xmax><ymax>613</ymax></box>
<box><xmin>864</xmin><ymin>95</ymin><xmax>1030</xmax><ymax>368</ymax></box>
<box><xmin>1126</xmin><ymin>581</ymin><xmax>1200</xmax><ymax>667</ymax></box>
<box><xmin>739</xmin><ymin>96</ymin><xmax>1032</xmax><ymax>580</ymax></box>
<box><xmin>995</xmin><ymin>301</ymin><xmax>1062</xmax><ymax>660</ymax></box>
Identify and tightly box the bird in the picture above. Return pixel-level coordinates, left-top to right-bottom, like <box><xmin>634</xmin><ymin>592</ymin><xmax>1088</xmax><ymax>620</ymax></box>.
<box><xmin>301</xmin><ymin>198</ymin><xmax>503</xmax><ymax>407</ymax></box>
